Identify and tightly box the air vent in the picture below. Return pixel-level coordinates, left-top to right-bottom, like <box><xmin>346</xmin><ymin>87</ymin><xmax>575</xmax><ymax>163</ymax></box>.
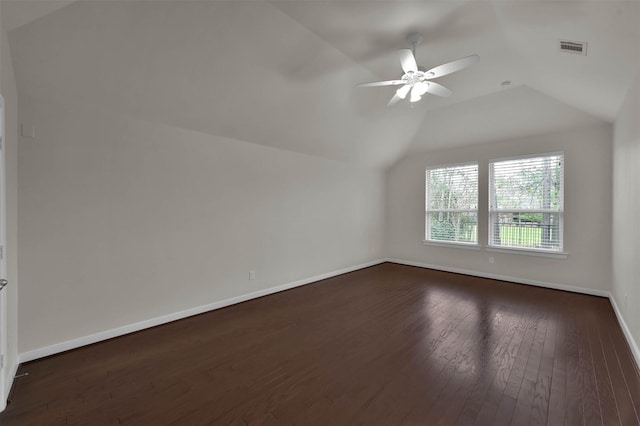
<box><xmin>559</xmin><ymin>40</ymin><xmax>587</xmax><ymax>55</ymax></box>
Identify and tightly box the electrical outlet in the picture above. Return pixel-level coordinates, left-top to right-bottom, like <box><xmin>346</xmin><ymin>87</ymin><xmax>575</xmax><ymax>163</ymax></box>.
<box><xmin>489</xmin><ymin>257</ymin><xmax>495</xmax><ymax>264</ymax></box>
<box><xmin>21</xmin><ymin>124</ymin><xmax>35</xmax><ymax>138</ymax></box>
<box><xmin>249</xmin><ymin>270</ymin><xmax>256</xmax><ymax>280</ymax></box>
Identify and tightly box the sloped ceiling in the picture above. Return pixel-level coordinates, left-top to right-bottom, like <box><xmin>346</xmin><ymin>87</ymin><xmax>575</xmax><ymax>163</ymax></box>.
<box><xmin>1</xmin><ymin>0</ymin><xmax>75</xmax><ymax>32</ymax></box>
<box><xmin>4</xmin><ymin>0</ymin><xmax>640</xmax><ymax>168</ymax></box>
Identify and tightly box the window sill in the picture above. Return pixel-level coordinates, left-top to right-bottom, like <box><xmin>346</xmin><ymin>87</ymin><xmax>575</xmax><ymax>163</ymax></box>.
<box><xmin>423</xmin><ymin>240</ymin><xmax>481</xmax><ymax>250</ymax></box>
<box><xmin>485</xmin><ymin>246</ymin><xmax>568</xmax><ymax>259</ymax></box>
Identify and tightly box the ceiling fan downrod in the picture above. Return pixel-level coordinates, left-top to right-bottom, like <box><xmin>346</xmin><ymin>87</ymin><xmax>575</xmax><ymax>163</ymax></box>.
<box><xmin>406</xmin><ymin>32</ymin><xmax>423</xmax><ymax>57</ymax></box>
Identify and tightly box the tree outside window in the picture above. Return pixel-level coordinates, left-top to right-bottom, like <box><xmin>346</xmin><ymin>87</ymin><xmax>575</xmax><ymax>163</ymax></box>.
<box><xmin>425</xmin><ymin>163</ymin><xmax>478</xmax><ymax>244</ymax></box>
<box><xmin>489</xmin><ymin>153</ymin><xmax>564</xmax><ymax>251</ymax></box>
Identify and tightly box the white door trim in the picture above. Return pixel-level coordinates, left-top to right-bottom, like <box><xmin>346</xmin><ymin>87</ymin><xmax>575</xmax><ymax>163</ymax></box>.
<box><xmin>0</xmin><ymin>94</ymin><xmax>8</xmax><ymax>412</ymax></box>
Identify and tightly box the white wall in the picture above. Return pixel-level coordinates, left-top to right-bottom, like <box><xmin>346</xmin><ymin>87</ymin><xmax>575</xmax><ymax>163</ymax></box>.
<box><xmin>386</xmin><ymin>124</ymin><xmax>612</xmax><ymax>294</ymax></box>
<box><xmin>1</xmin><ymin>13</ymin><xmax>20</xmax><ymax>397</ymax></box>
<box><xmin>17</xmin><ymin>96</ymin><xmax>384</xmax><ymax>354</ymax></box>
<box><xmin>612</xmin><ymin>72</ymin><xmax>640</xmax><ymax>352</ymax></box>
<box><xmin>7</xmin><ymin>0</ymin><xmax>424</xmax><ymax>170</ymax></box>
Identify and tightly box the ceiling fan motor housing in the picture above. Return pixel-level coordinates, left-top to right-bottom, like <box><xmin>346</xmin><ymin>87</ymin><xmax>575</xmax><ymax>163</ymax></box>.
<box><xmin>406</xmin><ymin>32</ymin><xmax>423</xmax><ymax>46</ymax></box>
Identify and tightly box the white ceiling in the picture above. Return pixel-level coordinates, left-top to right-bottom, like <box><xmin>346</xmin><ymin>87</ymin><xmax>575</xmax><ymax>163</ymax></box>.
<box><xmin>3</xmin><ymin>0</ymin><xmax>639</xmax><ymax>168</ymax></box>
<box><xmin>1</xmin><ymin>0</ymin><xmax>76</xmax><ymax>32</ymax></box>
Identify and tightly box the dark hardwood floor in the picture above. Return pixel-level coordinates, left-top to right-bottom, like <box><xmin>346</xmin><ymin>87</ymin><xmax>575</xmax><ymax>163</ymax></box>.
<box><xmin>2</xmin><ymin>262</ymin><xmax>640</xmax><ymax>425</ymax></box>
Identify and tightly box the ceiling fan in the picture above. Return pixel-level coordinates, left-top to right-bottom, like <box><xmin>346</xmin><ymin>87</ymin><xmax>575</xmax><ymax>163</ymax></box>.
<box><xmin>358</xmin><ymin>33</ymin><xmax>479</xmax><ymax>107</ymax></box>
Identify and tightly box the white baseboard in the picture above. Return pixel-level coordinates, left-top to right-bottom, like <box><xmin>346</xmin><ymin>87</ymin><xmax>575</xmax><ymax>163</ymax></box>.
<box><xmin>608</xmin><ymin>295</ymin><xmax>640</xmax><ymax>371</ymax></box>
<box><xmin>385</xmin><ymin>258</ymin><xmax>639</xmax><ymax>370</ymax></box>
<box><xmin>19</xmin><ymin>259</ymin><xmax>386</xmax><ymax>363</ymax></box>
<box><xmin>385</xmin><ymin>258</ymin><xmax>610</xmax><ymax>297</ymax></box>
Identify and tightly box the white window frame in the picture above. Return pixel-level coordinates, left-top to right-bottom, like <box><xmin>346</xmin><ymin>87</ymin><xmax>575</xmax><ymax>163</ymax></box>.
<box><xmin>425</xmin><ymin>162</ymin><xmax>479</xmax><ymax>246</ymax></box>
<box><xmin>488</xmin><ymin>152</ymin><xmax>565</xmax><ymax>254</ymax></box>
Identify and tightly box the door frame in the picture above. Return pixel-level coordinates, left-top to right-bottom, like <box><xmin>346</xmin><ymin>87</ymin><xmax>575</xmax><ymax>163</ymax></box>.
<box><xmin>0</xmin><ymin>94</ymin><xmax>8</xmax><ymax>412</ymax></box>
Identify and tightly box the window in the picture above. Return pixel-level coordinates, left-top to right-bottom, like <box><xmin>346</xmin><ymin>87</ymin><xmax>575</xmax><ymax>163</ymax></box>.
<box><xmin>489</xmin><ymin>153</ymin><xmax>564</xmax><ymax>252</ymax></box>
<box><xmin>425</xmin><ymin>163</ymin><xmax>478</xmax><ymax>244</ymax></box>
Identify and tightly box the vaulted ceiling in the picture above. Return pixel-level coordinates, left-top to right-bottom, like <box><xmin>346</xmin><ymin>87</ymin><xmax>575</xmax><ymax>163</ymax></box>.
<box><xmin>3</xmin><ymin>0</ymin><xmax>639</xmax><ymax>168</ymax></box>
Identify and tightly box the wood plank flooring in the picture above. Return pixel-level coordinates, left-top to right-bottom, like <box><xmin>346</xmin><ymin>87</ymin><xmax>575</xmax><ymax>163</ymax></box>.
<box><xmin>2</xmin><ymin>262</ymin><xmax>639</xmax><ymax>425</ymax></box>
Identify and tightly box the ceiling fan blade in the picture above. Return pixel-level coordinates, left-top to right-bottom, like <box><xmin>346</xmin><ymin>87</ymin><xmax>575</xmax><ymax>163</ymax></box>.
<box><xmin>399</xmin><ymin>49</ymin><xmax>418</xmax><ymax>73</ymax></box>
<box><xmin>396</xmin><ymin>84</ymin><xmax>412</xmax><ymax>100</ymax></box>
<box><xmin>387</xmin><ymin>93</ymin><xmax>402</xmax><ymax>107</ymax></box>
<box><xmin>424</xmin><ymin>54</ymin><xmax>479</xmax><ymax>79</ymax></box>
<box><xmin>357</xmin><ymin>80</ymin><xmax>405</xmax><ymax>88</ymax></box>
<box><xmin>424</xmin><ymin>82</ymin><xmax>453</xmax><ymax>98</ymax></box>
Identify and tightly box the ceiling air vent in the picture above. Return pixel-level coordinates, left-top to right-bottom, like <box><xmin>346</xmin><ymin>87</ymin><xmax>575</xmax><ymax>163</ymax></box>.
<box><xmin>559</xmin><ymin>40</ymin><xmax>587</xmax><ymax>55</ymax></box>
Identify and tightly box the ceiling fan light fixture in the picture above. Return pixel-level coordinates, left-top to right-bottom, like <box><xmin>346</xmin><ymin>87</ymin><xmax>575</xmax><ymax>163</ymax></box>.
<box><xmin>396</xmin><ymin>85</ymin><xmax>411</xmax><ymax>99</ymax></box>
<box><xmin>414</xmin><ymin>82</ymin><xmax>430</xmax><ymax>96</ymax></box>
<box><xmin>356</xmin><ymin>34</ymin><xmax>479</xmax><ymax>107</ymax></box>
<box><xmin>410</xmin><ymin>87</ymin><xmax>422</xmax><ymax>103</ymax></box>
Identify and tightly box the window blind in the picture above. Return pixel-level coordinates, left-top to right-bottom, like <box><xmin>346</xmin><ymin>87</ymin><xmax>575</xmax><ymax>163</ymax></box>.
<box><xmin>425</xmin><ymin>163</ymin><xmax>478</xmax><ymax>244</ymax></box>
<box><xmin>489</xmin><ymin>153</ymin><xmax>564</xmax><ymax>251</ymax></box>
